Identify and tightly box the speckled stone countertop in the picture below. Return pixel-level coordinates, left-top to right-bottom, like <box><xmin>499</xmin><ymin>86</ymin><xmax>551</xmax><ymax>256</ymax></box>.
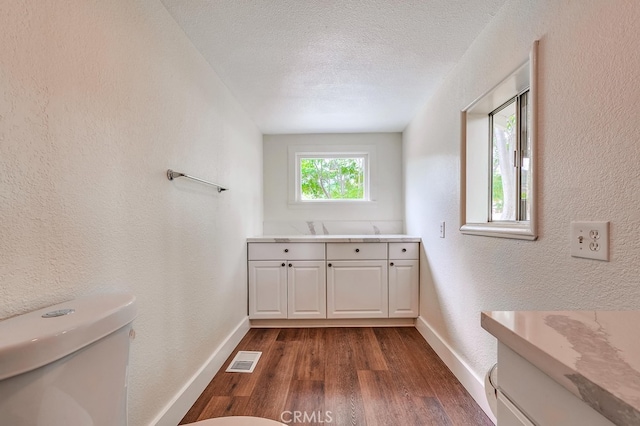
<box><xmin>482</xmin><ymin>311</ymin><xmax>640</xmax><ymax>425</ymax></box>
<box><xmin>247</xmin><ymin>235</ymin><xmax>421</xmax><ymax>243</ymax></box>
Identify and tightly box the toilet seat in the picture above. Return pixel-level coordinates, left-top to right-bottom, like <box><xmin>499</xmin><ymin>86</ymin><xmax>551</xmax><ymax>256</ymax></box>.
<box><xmin>188</xmin><ymin>416</ymin><xmax>286</xmax><ymax>425</ymax></box>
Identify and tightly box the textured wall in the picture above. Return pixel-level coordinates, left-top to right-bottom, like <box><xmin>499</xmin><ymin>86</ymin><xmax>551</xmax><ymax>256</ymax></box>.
<box><xmin>404</xmin><ymin>0</ymin><xmax>640</xmax><ymax>385</ymax></box>
<box><xmin>0</xmin><ymin>1</ymin><xmax>262</xmax><ymax>424</ymax></box>
<box><xmin>263</xmin><ymin>133</ymin><xmax>403</xmax><ymax>235</ymax></box>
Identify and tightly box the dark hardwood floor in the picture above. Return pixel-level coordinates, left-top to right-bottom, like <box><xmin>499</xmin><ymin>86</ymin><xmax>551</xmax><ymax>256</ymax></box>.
<box><xmin>180</xmin><ymin>327</ymin><xmax>493</xmax><ymax>426</ymax></box>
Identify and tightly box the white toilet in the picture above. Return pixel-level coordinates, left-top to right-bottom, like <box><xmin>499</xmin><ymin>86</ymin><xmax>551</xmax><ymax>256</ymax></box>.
<box><xmin>0</xmin><ymin>293</ymin><xmax>283</xmax><ymax>426</ymax></box>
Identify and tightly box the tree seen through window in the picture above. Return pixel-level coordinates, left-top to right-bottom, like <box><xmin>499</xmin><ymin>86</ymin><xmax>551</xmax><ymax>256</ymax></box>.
<box><xmin>300</xmin><ymin>157</ymin><xmax>364</xmax><ymax>200</ymax></box>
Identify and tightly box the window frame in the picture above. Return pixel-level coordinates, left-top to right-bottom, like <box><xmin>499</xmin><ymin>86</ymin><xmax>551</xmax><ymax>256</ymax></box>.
<box><xmin>460</xmin><ymin>41</ymin><xmax>538</xmax><ymax>240</ymax></box>
<box><xmin>288</xmin><ymin>145</ymin><xmax>377</xmax><ymax>205</ymax></box>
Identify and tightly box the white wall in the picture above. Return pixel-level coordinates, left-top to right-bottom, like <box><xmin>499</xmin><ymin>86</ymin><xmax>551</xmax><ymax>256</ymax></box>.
<box><xmin>0</xmin><ymin>1</ymin><xmax>262</xmax><ymax>425</ymax></box>
<box><xmin>405</xmin><ymin>0</ymin><xmax>640</xmax><ymax>395</ymax></box>
<box><xmin>263</xmin><ymin>133</ymin><xmax>403</xmax><ymax>235</ymax></box>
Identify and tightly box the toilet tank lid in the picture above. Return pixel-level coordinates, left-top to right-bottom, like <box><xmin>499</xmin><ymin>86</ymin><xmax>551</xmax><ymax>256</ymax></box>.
<box><xmin>0</xmin><ymin>293</ymin><xmax>137</xmax><ymax>381</ymax></box>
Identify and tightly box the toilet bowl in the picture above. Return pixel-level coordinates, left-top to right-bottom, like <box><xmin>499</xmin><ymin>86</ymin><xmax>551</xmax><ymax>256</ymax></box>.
<box><xmin>0</xmin><ymin>294</ymin><xmax>285</xmax><ymax>426</ymax></box>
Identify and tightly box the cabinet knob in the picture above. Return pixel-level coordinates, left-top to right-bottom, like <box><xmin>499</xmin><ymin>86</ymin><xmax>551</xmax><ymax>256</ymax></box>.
<box><xmin>390</xmin><ymin>262</ymin><xmax>394</xmax><ymax>266</ymax></box>
<box><xmin>328</xmin><ymin>263</ymin><xmax>332</xmax><ymax>267</ymax></box>
<box><xmin>402</xmin><ymin>248</ymin><xmax>407</xmax><ymax>252</ymax></box>
<box><xmin>281</xmin><ymin>263</ymin><xmax>285</xmax><ymax>267</ymax></box>
<box><xmin>355</xmin><ymin>248</ymin><xmax>360</xmax><ymax>253</ymax></box>
<box><xmin>284</xmin><ymin>248</ymin><xmax>289</xmax><ymax>253</ymax></box>
<box><xmin>288</xmin><ymin>263</ymin><xmax>292</xmax><ymax>267</ymax></box>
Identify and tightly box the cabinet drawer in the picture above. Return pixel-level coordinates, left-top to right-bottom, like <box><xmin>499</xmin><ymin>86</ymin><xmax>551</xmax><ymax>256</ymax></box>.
<box><xmin>388</xmin><ymin>242</ymin><xmax>419</xmax><ymax>259</ymax></box>
<box><xmin>326</xmin><ymin>243</ymin><xmax>387</xmax><ymax>260</ymax></box>
<box><xmin>248</xmin><ymin>243</ymin><xmax>325</xmax><ymax>260</ymax></box>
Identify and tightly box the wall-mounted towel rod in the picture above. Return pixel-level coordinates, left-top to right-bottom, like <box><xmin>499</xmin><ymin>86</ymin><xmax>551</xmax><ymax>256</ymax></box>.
<box><xmin>166</xmin><ymin>169</ymin><xmax>228</xmax><ymax>193</ymax></box>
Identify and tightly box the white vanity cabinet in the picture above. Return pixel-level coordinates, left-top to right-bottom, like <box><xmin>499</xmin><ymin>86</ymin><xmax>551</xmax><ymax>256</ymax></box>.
<box><xmin>482</xmin><ymin>311</ymin><xmax>632</xmax><ymax>426</ymax></box>
<box><xmin>388</xmin><ymin>243</ymin><xmax>419</xmax><ymax>318</ymax></box>
<box><xmin>496</xmin><ymin>342</ymin><xmax>614</xmax><ymax>426</ymax></box>
<box><xmin>248</xmin><ymin>237</ymin><xmax>421</xmax><ymax>322</ymax></box>
<box><xmin>326</xmin><ymin>243</ymin><xmax>389</xmax><ymax>318</ymax></box>
<box><xmin>248</xmin><ymin>243</ymin><xmax>326</xmax><ymax>319</ymax></box>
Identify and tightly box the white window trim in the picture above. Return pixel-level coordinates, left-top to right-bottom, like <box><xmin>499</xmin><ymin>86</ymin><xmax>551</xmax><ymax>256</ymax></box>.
<box><xmin>288</xmin><ymin>145</ymin><xmax>377</xmax><ymax>205</ymax></box>
<box><xmin>460</xmin><ymin>41</ymin><xmax>539</xmax><ymax>240</ymax></box>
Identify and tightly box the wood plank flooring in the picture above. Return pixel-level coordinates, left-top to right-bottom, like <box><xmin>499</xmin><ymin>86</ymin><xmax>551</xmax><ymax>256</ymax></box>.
<box><xmin>180</xmin><ymin>327</ymin><xmax>493</xmax><ymax>426</ymax></box>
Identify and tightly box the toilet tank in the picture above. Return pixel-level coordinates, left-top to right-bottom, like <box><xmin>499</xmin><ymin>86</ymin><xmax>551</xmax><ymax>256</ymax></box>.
<box><xmin>0</xmin><ymin>293</ymin><xmax>137</xmax><ymax>426</ymax></box>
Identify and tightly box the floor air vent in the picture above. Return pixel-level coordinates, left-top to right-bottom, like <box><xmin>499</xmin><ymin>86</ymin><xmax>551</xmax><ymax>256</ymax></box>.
<box><xmin>226</xmin><ymin>351</ymin><xmax>262</xmax><ymax>373</ymax></box>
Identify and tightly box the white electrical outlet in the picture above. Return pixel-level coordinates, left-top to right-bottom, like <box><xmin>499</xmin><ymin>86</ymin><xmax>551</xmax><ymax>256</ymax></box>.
<box><xmin>570</xmin><ymin>221</ymin><xmax>609</xmax><ymax>261</ymax></box>
<box><xmin>439</xmin><ymin>221</ymin><xmax>445</xmax><ymax>238</ymax></box>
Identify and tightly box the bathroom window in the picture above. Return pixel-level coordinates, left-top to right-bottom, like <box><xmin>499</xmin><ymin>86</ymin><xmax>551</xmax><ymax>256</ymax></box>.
<box><xmin>490</xmin><ymin>90</ymin><xmax>530</xmax><ymax>222</ymax></box>
<box><xmin>298</xmin><ymin>154</ymin><xmax>367</xmax><ymax>201</ymax></box>
<box><xmin>289</xmin><ymin>145</ymin><xmax>376</xmax><ymax>204</ymax></box>
<box><xmin>460</xmin><ymin>41</ymin><xmax>538</xmax><ymax>240</ymax></box>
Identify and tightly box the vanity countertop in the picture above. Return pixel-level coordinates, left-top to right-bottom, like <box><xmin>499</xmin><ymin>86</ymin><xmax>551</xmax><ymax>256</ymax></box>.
<box><xmin>247</xmin><ymin>235</ymin><xmax>421</xmax><ymax>243</ymax></box>
<box><xmin>482</xmin><ymin>310</ymin><xmax>640</xmax><ymax>425</ymax></box>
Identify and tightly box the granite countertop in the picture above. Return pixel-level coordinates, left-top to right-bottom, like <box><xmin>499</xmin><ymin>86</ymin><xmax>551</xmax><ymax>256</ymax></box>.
<box><xmin>247</xmin><ymin>235</ymin><xmax>421</xmax><ymax>243</ymax></box>
<box><xmin>482</xmin><ymin>311</ymin><xmax>640</xmax><ymax>425</ymax></box>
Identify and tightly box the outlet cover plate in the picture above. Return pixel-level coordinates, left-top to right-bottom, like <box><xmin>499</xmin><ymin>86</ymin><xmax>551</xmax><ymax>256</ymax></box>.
<box><xmin>570</xmin><ymin>221</ymin><xmax>609</xmax><ymax>261</ymax></box>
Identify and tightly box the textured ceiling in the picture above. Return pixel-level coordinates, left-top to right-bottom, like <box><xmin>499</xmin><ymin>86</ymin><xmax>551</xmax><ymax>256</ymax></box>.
<box><xmin>160</xmin><ymin>0</ymin><xmax>507</xmax><ymax>134</ymax></box>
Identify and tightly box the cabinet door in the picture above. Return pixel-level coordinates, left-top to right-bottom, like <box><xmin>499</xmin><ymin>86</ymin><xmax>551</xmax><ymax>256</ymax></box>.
<box><xmin>327</xmin><ymin>260</ymin><xmax>388</xmax><ymax>318</ymax></box>
<box><xmin>388</xmin><ymin>259</ymin><xmax>419</xmax><ymax>318</ymax></box>
<box><xmin>288</xmin><ymin>261</ymin><xmax>326</xmax><ymax>319</ymax></box>
<box><xmin>248</xmin><ymin>261</ymin><xmax>287</xmax><ymax>319</ymax></box>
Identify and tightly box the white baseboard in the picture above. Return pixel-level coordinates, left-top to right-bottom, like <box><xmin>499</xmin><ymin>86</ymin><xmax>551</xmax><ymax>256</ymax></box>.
<box><xmin>414</xmin><ymin>316</ymin><xmax>496</xmax><ymax>424</ymax></box>
<box><xmin>151</xmin><ymin>316</ymin><xmax>251</xmax><ymax>426</ymax></box>
<box><xmin>250</xmin><ymin>317</ymin><xmax>415</xmax><ymax>328</ymax></box>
